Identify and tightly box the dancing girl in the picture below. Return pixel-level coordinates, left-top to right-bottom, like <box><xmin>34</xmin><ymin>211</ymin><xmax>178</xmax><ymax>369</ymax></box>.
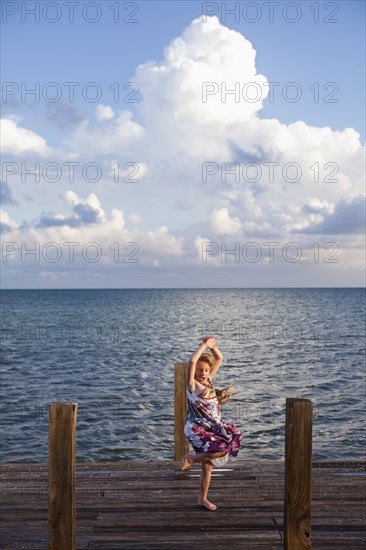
<box><xmin>181</xmin><ymin>336</ymin><xmax>242</xmax><ymax>511</ymax></box>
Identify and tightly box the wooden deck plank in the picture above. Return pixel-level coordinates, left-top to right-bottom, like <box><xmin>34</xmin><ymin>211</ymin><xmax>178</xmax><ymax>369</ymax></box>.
<box><xmin>0</xmin><ymin>461</ymin><xmax>365</xmax><ymax>549</ymax></box>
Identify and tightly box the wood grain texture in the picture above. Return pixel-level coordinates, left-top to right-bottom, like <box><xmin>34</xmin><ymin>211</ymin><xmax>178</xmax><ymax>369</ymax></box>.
<box><xmin>48</xmin><ymin>402</ymin><xmax>78</xmax><ymax>550</ymax></box>
<box><xmin>174</xmin><ymin>363</ymin><xmax>189</xmax><ymax>461</ymax></box>
<box><xmin>0</xmin><ymin>460</ymin><xmax>365</xmax><ymax>549</ymax></box>
<box><xmin>284</xmin><ymin>398</ymin><xmax>313</xmax><ymax>549</ymax></box>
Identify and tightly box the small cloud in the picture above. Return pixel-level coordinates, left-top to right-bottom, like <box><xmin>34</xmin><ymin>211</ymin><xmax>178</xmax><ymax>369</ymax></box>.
<box><xmin>96</xmin><ymin>104</ymin><xmax>115</xmax><ymax>121</ymax></box>
<box><xmin>36</xmin><ymin>191</ymin><xmax>106</xmax><ymax>228</ymax></box>
<box><xmin>0</xmin><ymin>117</ymin><xmax>51</xmax><ymax>156</ymax></box>
<box><xmin>210</xmin><ymin>207</ymin><xmax>242</xmax><ymax>235</ymax></box>
<box><xmin>63</xmin><ymin>190</ymin><xmax>105</xmax><ymax>222</ymax></box>
<box><xmin>0</xmin><ymin>210</ymin><xmax>19</xmax><ymax>233</ymax></box>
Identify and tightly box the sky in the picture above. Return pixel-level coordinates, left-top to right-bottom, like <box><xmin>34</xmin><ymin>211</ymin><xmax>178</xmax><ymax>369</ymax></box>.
<box><xmin>1</xmin><ymin>0</ymin><xmax>365</xmax><ymax>288</ymax></box>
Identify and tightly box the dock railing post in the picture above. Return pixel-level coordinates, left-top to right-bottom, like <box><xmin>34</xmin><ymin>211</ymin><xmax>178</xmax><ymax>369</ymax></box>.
<box><xmin>284</xmin><ymin>398</ymin><xmax>313</xmax><ymax>549</ymax></box>
<box><xmin>48</xmin><ymin>402</ymin><xmax>78</xmax><ymax>550</ymax></box>
<box><xmin>174</xmin><ymin>363</ymin><xmax>189</xmax><ymax>461</ymax></box>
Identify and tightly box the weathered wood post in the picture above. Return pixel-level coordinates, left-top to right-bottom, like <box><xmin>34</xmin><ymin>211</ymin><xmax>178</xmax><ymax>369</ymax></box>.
<box><xmin>48</xmin><ymin>402</ymin><xmax>78</xmax><ymax>550</ymax></box>
<box><xmin>174</xmin><ymin>363</ymin><xmax>189</xmax><ymax>461</ymax></box>
<box><xmin>284</xmin><ymin>398</ymin><xmax>313</xmax><ymax>549</ymax></box>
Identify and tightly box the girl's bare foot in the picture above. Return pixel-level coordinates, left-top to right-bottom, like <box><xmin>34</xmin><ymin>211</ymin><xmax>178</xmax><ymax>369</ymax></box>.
<box><xmin>180</xmin><ymin>455</ymin><xmax>193</xmax><ymax>471</ymax></box>
<box><xmin>198</xmin><ymin>498</ymin><xmax>217</xmax><ymax>511</ymax></box>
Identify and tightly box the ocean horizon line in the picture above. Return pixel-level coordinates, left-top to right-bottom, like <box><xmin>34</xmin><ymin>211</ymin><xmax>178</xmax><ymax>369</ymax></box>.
<box><xmin>1</xmin><ymin>286</ymin><xmax>365</xmax><ymax>291</ymax></box>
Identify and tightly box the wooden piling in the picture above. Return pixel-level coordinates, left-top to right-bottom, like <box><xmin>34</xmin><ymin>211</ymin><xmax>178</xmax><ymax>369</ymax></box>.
<box><xmin>48</xmin><ymin>402</ymin><xmax>78</xmax><ymax>550</ymax></box>
<box><xmin>284</xmin><ymin>398</ymin><xmax>313</xmax><ymax>549</ymax></box>
<box><xmin>174</xmin><ymin>363</ymin><xmax>189</xmax><ymax>461</ymax></box>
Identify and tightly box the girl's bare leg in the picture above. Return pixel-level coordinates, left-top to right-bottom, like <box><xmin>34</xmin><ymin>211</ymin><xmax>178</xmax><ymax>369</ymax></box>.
<box><xmin>181</xmin><ymin>451</ymin><xmax>227</xmax><ymax>471</ymax></box>
<box><xmin>198</xmin><ymin>461</ymin><xmax>217</xmax><ymax>511</ymax></box>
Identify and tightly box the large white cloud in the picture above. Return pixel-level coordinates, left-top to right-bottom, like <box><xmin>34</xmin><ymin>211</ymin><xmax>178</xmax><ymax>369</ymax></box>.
<box><xmin>3</xmin><ymin>16</ymin><xmax>365</xmax><ymax>285</ymax></box>
<box><xmin>68</xmin><ymin>16</ymin><xmax>364</xmax><ymax>219</ymax></box>
<box><xmin>69</xmin><ymin>16</ymin><xmax>269</xmax><ymax>160</ymax></box>
<box><xmin>135</xmin><ymin>15</ymin><xmax>268</xmax><ymax>125</ymax></box>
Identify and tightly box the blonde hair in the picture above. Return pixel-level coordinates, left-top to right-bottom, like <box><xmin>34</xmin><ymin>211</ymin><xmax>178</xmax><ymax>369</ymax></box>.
<box><xmin>196</xmin><ymin>353</ymin><xmax>238</xmax><ymax>405</ymax></box>
<box><xmin>215</xmin><ymin>384</ymin><xmax>238</xmax><ymax>405</ymax></box>
<box><xmin>197</xmin><ymin>352</ymin><xmax>214</xmax><ymax>368</ymax></box>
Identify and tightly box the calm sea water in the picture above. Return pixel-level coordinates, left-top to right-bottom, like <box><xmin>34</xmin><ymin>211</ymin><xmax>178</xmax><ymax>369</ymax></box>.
<box><xmin>0</xmin><ymin>288</ymin><xmax>365</xmax><ymax>463</ymax></box>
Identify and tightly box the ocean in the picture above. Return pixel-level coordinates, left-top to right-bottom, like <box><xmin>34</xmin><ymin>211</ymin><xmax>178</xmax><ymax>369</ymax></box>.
<box><xmin>0</xmin><ymin>288</ymin><xmax>365</xmax><ymax>463</ymax></box>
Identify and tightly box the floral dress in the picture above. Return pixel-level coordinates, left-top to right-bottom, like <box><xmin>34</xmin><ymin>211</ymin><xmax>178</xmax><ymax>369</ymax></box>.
<box><xmin>184</xmin><ymin>381</ymin><xmax>242</xmax><ymax>465</ymax></box>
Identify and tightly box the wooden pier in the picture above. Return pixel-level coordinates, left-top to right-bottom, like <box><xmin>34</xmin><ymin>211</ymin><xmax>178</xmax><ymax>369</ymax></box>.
<box><xmin>1</xmin><ymin>372</ymin><xmax>365</xmax><ymax>548</ymax></box>
<box><xmin>1</xmin><ymin>459</ymin><xmax>365</xmax><ymax>549</ymax></box>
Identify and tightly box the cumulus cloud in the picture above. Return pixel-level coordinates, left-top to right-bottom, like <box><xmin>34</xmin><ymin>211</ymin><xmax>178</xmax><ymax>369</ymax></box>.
<box><xmin>300</xmin><ymin>195</ymin><xmax>365</xmax><ymax>235</ymax></box>
<box><xmin>64</xmin><ymin>191</ymin><xmax>106</xmax><ymax>222</ymax></box>
<box><xmin>68</xmin><ymin>15</ymin><xmax>364</xmax><ymax>230</ymax></box>
<box><xmin>301</xmin><ymin>199</ymin><xmax>334</xmax><ymax>216</ymax></box>
<box><xmin>0</xmin><ymin>117</ymin><xmax>52</xmax><ymax>156</ymax></box>
<box><xmin>135</xmin><ymin>15</ymin><xmax>268</xmax><ymax>125</ymax></box>
<box><xmin>71</xmin><ymin>110</ymin><xmax>144</xmax><ymax>156</ymax></box>
<box><xmin>70</xmin><ymin>16</ymin><xmax>269</xmax><ymax>159</ymax></box>
<box><xmin>210</xmin><ymin>207</ymin><xmax>242</xmax><ymax>235</ymax></box>
<box><xmin>29</xmin><ymin>191</ymin><xmax>185</xmax><ymax>261</ymax></box>
<box><xmin>37</xmin><ymin>192</ymin><xmax>106</xmax><ymax>228</ymax></box>
<box><xmin>2</xmin><ymin>16</ymin><xmax>364</xmax><ymax>285</ymax></box>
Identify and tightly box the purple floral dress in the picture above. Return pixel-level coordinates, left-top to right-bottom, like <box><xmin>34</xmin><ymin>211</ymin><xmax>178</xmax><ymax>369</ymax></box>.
<box><xmin>184</xmin><ymin>381</ymin><xmax>242</xmax><ymax>459</ymax></box>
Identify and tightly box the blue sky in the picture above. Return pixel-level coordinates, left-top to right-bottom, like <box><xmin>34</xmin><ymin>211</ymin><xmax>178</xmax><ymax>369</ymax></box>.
<box><xmin>1</xmin><ymin>0</ymin><xmax>365</xmax><ymax>288</ymax></box>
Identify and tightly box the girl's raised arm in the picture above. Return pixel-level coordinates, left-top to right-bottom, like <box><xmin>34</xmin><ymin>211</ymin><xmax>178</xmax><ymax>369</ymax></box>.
<box><xmin>209</xmin><ymin>343</ymin><xmax>223</xmax><ymax>379</ymax></box>
<box><xmin>187</xmin><ymin>341</ymin><xmax>207</xmax><ymax>390</ymax></box>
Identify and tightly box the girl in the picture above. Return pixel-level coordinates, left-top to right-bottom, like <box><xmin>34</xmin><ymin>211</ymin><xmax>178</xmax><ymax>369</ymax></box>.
<box><xmin>181</xmin><ymin>336</ymin><xmax>242</xmax><ymax>511</ymax></box>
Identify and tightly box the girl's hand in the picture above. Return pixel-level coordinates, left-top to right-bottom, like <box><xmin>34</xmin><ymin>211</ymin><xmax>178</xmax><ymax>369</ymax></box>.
<box><xmin>202</xmin><ymin>336</ymin><xmax>217</xmax><ymax>349</ymax></box>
